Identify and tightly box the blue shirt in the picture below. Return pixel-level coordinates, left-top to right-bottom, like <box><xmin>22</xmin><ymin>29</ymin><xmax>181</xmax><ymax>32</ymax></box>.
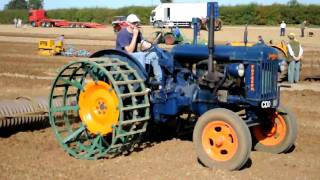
<box><xmin>116</xmin><ymin>28</ymin><xmax>143</xmax><ymax>52</ymax></box>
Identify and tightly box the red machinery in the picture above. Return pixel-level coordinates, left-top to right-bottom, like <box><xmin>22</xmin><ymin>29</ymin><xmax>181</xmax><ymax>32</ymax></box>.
<box><xmin>28</xmin><ymin>9</ymin><xmax>105</xmax><ymax>28</ymax></box>
<box><xmin>111</xmin><ymin>16</ymin><xmax>128</xmax><ymax>32</ymax></box>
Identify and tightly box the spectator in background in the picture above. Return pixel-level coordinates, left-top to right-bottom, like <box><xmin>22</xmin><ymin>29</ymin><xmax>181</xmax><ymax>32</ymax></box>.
<box><xmin>13</xmin><ymin>18</ymin><xmax>17</xmax><ymax>28</ymax></box>
<box><xmin>257</xmin><ymin>35</ymin><xmax>265</xmax><ymax>44</ymax></box>
<box><xmin>287</xmin><ymin>33</ymin><xmax>303</xmax><ymax>84</ymax></box>
<box><xmin>280</xmin><ymin>21</ymin><xmax>286</xmax><ymax>36</ymax></box>
<box><xmin>17</xmin><ymin>18</ymin><xmax>22</xmax><ymax>28</ymax></box>
<box><xmin>269</xmin><ymin>40</ymin><xmax>273</xmax><ymax>45</ymax></box>
<box><xmin>300</xmin><ymin>20</ymin><xmax>307</xmax><ymax>37</ymax></box>
<box><xmin>57</xmin><ymin>35</ymin><xmax>65</xmax><ymax>44</ymax></box>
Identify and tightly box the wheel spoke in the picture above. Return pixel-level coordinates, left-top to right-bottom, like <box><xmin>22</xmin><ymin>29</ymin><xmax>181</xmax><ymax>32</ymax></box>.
<box><xmin>84</xmin><ymin>65</ymin><xmax>99</xmax><ymax>81</ymax></box>
<box><xmin>62</xmin><ymin>125</ymin><xmax>86</xmax><ymax>144</ymax></box>
<box><xmin>51</xmin><ymin>105</ymin><xmax>79</xmax><ymax>113</ymax></box>
<box><xmin>59</xmin><ymin>77</ymin><xmax>83</xmax><ymax>90</ymax></box>
<box><xmin>84</xmin><ymin>135</ymin><xmax>102</xmax><ymax>159</ymax></box>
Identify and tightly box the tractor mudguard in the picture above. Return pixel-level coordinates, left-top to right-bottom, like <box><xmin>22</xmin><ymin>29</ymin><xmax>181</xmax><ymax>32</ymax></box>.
<box><xmin>90</xmin><ymin>49</ymin><xmax>148</xmax><ymax>80</ymax></box>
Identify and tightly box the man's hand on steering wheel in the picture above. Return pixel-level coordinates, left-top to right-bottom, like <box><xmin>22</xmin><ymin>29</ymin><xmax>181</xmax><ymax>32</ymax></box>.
<box><xmin>141</xmin><ymin>40</ymin><xmax>156</xmax><ymax>52</ymax></box>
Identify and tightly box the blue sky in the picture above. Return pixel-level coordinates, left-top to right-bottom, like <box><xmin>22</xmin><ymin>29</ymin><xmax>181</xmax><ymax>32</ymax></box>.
<box><xmin>0</xmin><ymin>0</ymin><xmax>319</xmax><ymax>10</ymax></box>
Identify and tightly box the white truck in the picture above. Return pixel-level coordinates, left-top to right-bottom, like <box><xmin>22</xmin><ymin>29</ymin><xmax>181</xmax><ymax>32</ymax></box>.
<box><xmin>150</xmin><ymin>2</ymin><xmax>222</xmax><ymax>30</ymax></box>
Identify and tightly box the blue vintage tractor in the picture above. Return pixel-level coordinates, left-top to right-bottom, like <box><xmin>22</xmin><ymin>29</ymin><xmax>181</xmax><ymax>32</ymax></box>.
<box><xmin>48</xmin><ymin>2</ymin><xmax>296</xmax><ymax>170</ymax></box>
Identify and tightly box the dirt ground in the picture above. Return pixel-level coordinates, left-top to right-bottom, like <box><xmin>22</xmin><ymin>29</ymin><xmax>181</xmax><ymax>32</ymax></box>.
<box><xmin>0</xmin><ymin>25</ymin><xmax>319</xmax><ymax>179</ymax></box>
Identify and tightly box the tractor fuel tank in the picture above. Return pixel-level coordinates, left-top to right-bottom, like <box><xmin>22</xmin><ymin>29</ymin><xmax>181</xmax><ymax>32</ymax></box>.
<box><xmin>171</xmin><ymin>44</ymin><xmax>279</xmax><ymax>63</ymax></box>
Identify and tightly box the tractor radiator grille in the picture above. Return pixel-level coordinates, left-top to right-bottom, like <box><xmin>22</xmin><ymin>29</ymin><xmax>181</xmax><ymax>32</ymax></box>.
<box><xmin>260</xmin><ymin>62</ymin><xmax>278</xmax><ymax>99</ymax></box>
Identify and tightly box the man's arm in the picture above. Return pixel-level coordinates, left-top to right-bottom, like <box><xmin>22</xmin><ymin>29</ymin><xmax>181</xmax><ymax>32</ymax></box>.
<box><xmin>141</xmin><ymin>40</ymin><xmax>152</xmax><ymax>51</ymax></box>
<box><xmin>287</xmin><ymin>44</ymin><xmax>296</xmax><ymax>58</ymax></box>
<box><xmin>298</xmin><ymin>45</ymin><xmax>304</xmax><ymax>60</ymax></box>
<box><xmin>124</xmin><ymin>28</ymin><xmax>139</xmax><ymax>53</ymax></box>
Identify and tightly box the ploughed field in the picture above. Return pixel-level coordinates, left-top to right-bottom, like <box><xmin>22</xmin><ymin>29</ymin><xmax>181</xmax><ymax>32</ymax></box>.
<box><xmin>0</xmin><ymin>25</ymin><xmax>319</xmax><ymax>179</ymax></box>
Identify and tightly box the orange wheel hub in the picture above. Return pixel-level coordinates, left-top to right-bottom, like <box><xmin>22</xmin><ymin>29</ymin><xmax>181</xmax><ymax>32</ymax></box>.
<box><xmin>253</xmin><ymin>112</ymin><xmax>287</xmax><ymax>146</ymax></box>
<box><xmin>78</xmin><ymin>81</ymin><xmax>119</xmax><ymax>135</ymax></box>
<box><xmin>202</xmin><ymin>121</ymin><xmax>238</xmax><ymax>162</ymax></box>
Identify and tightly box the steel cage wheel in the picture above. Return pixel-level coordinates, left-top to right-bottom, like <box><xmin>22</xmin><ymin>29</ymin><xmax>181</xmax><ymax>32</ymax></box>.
<box><xmin>193</xmin><ymin>108</ymin><xmax>252</xmax><ymax>170</ymax></box>
<box><xmin>251</xmin><ymin>105</ymin><xmax>297</xmax><ymax>153</ymax></box>
<box><xmin>49</xmin><ymin>58</ymin><xmax>150</xmax><ymax>159</ymax></box>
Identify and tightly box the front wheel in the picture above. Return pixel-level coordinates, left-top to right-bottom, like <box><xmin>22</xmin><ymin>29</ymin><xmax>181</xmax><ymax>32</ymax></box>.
<box><xmin>31</xmin><ymin>21</ymin><xmax>36</xmax><ymax>27</ymax></box>
<box><xmin>251</xmin><ymin>105</ymin><xmax>297</xmax><ymax>153</ymax></box>
<box><xmin>193</xmin><ymin>108</ymin><xmax>252</xmax><ymax>170</ymax></box>
<box><xmin>153</xmin><ymin>21</ymin><xmax>160</xmax><ymax>28</ymax></box>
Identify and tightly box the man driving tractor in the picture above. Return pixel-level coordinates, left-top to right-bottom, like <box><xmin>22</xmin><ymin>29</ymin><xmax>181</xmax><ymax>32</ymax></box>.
<box><xmin>115</xmin><ymin>14</ymin><xmax>163</xmax><ymax>86</ymax></box>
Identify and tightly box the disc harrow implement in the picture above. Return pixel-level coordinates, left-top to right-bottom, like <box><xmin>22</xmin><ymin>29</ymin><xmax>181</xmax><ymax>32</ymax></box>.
<box><xmin>49</xmin><ymin>58</ymin><xmax>150</xmax><ymax>159</ymax></box>
<box><xmin>0</xmin><ymin>97</ymin><xmax>60</xmax><ymax>129</ymax></box>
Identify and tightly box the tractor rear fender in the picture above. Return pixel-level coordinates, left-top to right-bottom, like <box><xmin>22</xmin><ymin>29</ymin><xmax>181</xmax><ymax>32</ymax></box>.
<box><xmin>90</xmin><ymin>49</ymin><xmax>148</xmax><ymax>80</ymax></box>
<box><xmin>271</xmin><ymin>41</ymin><xmax>288</xmax><ymax>58</ymax></box>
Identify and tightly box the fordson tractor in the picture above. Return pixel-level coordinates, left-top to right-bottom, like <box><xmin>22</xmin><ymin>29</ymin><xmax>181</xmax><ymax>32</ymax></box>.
<box><xmin>48</xmin><ymin>2</ymin><xmax>297</xmax><ymax>170</ymax></box>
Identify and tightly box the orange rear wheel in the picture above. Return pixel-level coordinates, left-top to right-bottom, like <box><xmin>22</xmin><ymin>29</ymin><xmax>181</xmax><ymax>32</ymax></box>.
<box><xmin>78</xmin><ymin>81</ymin><xmax>119</xmax><ymax>136</ymax></box>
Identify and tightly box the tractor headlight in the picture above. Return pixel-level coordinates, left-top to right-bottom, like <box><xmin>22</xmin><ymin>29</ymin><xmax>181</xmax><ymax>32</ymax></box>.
<box><xmin>278</xmin><ymin>60</ymin><xmax>287</xmax><ymax>72</ymax></box>
<box><xmin>237</xmin><ymin>63</ymin><xmax>245</xmax><ymax>77</ymax></box>
<box><xmin>227</xmin><ymin>63</ymin><xmax>245</xmax><ymax>77</ymax></box>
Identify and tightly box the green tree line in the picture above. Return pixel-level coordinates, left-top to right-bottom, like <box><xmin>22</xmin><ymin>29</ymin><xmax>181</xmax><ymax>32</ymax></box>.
<box><xmin>0</xmin><ymin>4</ymin><xmax>319</xmax><ymax>25</ymax></box>
<box><xmin>220</xmin><ymin>3</ymin><xmax>320</xmax><ymax>25</ymax></box>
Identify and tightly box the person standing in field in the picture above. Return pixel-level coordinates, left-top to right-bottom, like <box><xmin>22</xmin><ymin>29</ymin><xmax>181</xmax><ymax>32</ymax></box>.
<box><xmin>57</xmin><ymin>35</ymin><xmax>65</xmax><ymax>44</ymax></box>
<box><xmin>287</xmin><ymin>33</ymin><xmax>303</xmax><ymax>84</ymax></box>
<box><xmin>257</xmin><ymin>35</ymin><xmax>265</xmax><ymax>44</ymax></box>
<box><xmin>280</xmin><ymin>21</ymin><xmax>286</xmax><ymax>36</ymax></box>
<box><xmin>17</xmin><ymin>18</ymin><xmax>22</xmax><ymax>28</ymax></box>
<box><xmin>13</xmin><ymin>18</ymin><xmax>17</xmax><ymax>28</ymax></box>
<box><xmin>300</xmin><ymin>20</ymin><xmax>307</xmax><ymax>37</ymax></box>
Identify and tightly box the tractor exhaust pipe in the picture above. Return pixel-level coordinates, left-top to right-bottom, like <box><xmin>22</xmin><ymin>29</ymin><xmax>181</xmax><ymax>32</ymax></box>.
<box><xmin>207</xmin><ymin>2</ymin><xmax>215</xmax><ymax>73</ymax></box>
<box><xmin>205</xmin><ymin>2</ymin><xmax>220</xmax><ymax>87</ymax></box>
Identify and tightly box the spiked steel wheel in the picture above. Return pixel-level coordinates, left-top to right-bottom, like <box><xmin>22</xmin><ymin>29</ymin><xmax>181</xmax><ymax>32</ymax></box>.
<box><xmin>49</xmin><ymin>58</ymin><xmax>150</xmax><ymax>159</ymax></box>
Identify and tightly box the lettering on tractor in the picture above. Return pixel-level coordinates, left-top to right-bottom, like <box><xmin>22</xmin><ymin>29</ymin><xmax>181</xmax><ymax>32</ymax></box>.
<box><xmin>47</xmin><ymin>2</ymin><xmax>297</xmax><ymax>170</ymax></box>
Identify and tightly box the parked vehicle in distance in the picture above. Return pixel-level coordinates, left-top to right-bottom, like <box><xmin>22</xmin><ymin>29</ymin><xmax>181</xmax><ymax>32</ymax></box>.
<box><xmin>150</xmin><ymin>2</ymin><xmax>222</xmax><ymax>30</ymax></box>
<box><xmin>28</xmin><ymin>9</ymin><xmax>105</xmax><ymax>28</ymax></box>
<box><xmin>111</xmin><ymin>16</ymin><xmax>128</xmax><ymax>32</ymax></box>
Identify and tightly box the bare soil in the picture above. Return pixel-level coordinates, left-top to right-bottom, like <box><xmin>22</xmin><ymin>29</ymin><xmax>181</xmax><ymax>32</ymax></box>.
<box><xmin>0</xmin><ymin>25</ymin><xmax>319</xmax><ymax>179</ymax></box>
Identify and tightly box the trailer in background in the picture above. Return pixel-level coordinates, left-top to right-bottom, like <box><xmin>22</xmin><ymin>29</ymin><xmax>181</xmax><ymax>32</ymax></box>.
<box><xmin>150</xmin><ymin>2</ymin><xmax>222</xmax><ymax>30</ymax></box>
<box><xmin>28</xmin><ymin>9</ymin><xmax>105</xmax><ymax>28</ymax></box>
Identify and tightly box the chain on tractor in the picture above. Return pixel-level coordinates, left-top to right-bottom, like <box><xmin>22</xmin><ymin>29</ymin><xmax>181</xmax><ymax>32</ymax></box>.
<box><xmin>49</xmin><ymin>58</ymin><xmax>150</xmax><ymax>159</ymax></box>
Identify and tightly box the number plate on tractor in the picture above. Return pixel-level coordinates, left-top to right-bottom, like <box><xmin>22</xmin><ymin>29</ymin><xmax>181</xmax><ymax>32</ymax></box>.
<box><xmin>261</xmin><ymin>101</ymin><xmax>272</xmax><ymax>108</ymax></box>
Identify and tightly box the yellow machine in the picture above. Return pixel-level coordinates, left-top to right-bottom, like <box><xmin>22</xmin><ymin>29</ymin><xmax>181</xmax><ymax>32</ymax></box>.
<box><xmin>229</xmin><ymin>41</ymin><xmax>288</xmax><ymax>58</ymax></box>
<box><xmin>271</xmin><ymin>40</ymin><xmax>288</xmax><ymax>58</ymax></box>
<box><xmin>228</xmin><ymin>42</ymin><xmax>254</xmax><ymax>47</ymax></box>
<box><xmin>38</xmin><ymin>40</ymin><xmax>64</xmax><ymax>56</ymax></box>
